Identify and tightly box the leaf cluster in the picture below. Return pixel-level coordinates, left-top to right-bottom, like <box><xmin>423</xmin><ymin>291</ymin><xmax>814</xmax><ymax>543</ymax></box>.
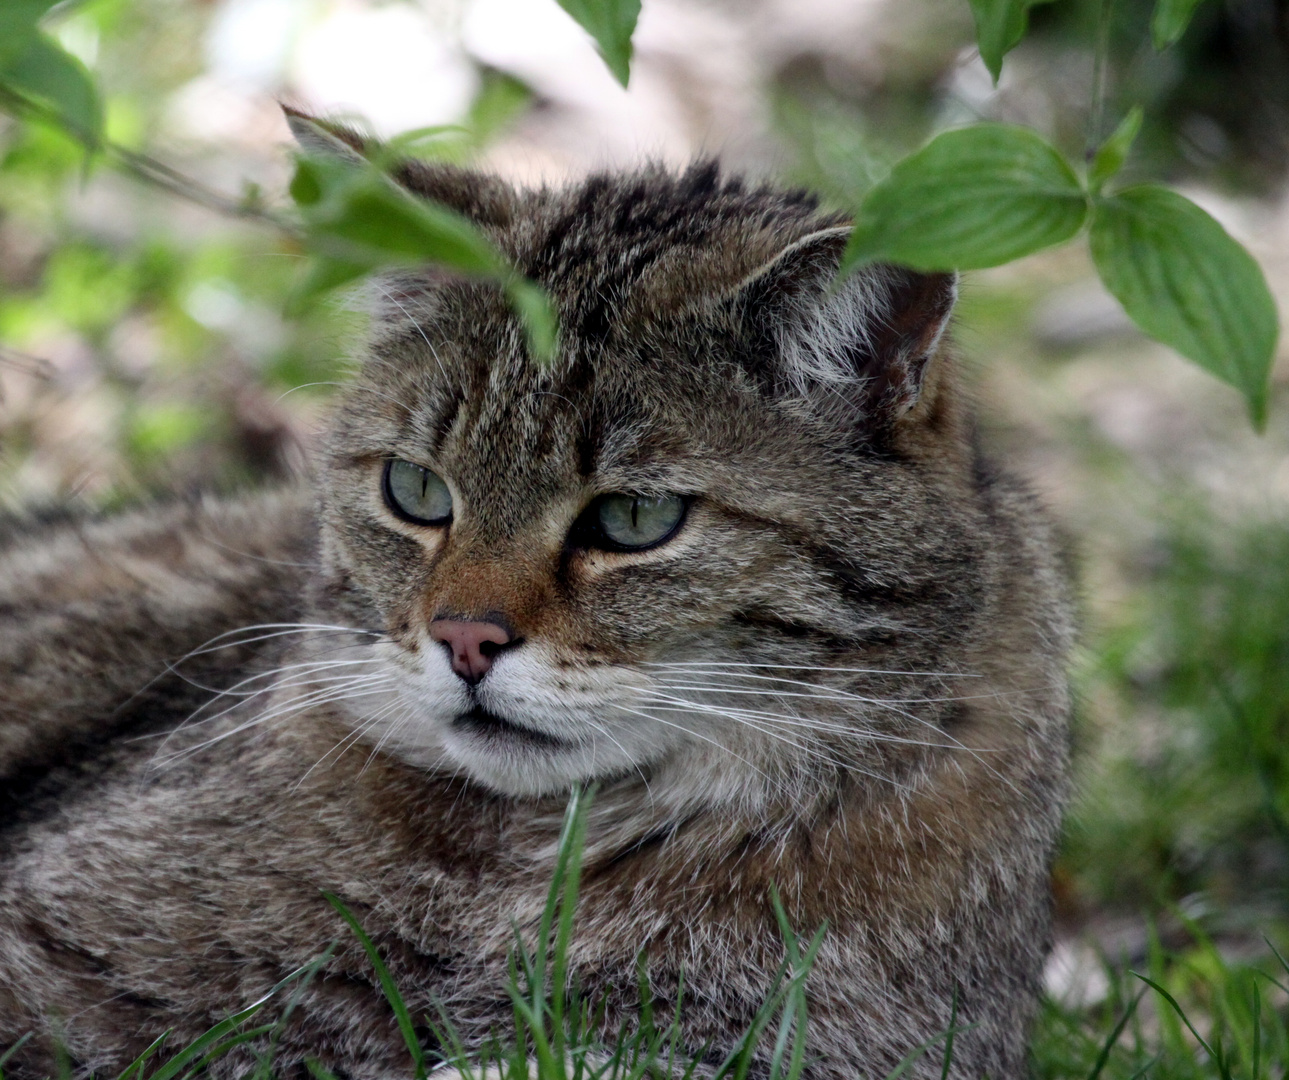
<box><xmin>840</xmin><ymin>114</ymin><xmax>1277</xmax><ymax>428</ymax></box>
<box><xmin>0</xmin><ymin>0</ymin><xmax>102</xmax><ymax>148</ymax></box>
<box><xmin>1</xmin><ymin>0</ymin><xmax>1279</xmax><ymax>424</ymax></box>
<box><xmin>288</xmin><ymin>147</ymin><xmax>557</xmax><ymax>363</ymax></box>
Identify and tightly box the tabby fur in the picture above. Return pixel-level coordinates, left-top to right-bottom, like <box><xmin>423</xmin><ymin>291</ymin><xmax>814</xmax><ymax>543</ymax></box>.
<box><xmin>0</xmin><ymin>119</ymin><xmax>1072</xmax><ymax>1079</ymax></box>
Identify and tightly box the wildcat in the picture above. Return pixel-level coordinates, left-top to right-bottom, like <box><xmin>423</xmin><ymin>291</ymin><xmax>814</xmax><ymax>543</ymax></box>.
<box><xmin>0</xmin><ymin>114</ymin><xmax>1073</xmax><ymax>1079</ymax></box>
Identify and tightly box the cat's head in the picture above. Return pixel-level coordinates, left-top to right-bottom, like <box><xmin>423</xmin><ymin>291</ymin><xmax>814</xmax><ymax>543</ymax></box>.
<box><xmin>293</xmin><ymin>115</ymin><xmax>986</xmax><ymax>810</ymax></box>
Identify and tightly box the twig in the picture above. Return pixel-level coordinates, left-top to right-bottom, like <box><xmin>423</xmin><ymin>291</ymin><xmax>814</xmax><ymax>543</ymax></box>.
<box><xmin>0</xmin><ymin>84</ymin><xmax>300</xmax><ymax>236</ymax></box>
<box><xmin>1087</xmin><ymin>0</ymin><xmax>1117</xmax><ymax>160</ymax></box>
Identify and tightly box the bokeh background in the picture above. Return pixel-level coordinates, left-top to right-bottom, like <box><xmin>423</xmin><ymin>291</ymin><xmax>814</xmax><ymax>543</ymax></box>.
<box><xmin>3</xmin><ymin>0</ymin><xmax>1289</xmax><ymax>1068</ymax></box>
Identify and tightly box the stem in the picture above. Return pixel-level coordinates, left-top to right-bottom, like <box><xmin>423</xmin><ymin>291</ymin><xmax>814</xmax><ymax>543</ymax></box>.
<box><xmin>0</xmin><ymin>85</ymin><xmax>299</xmax><ymax>235</ymax></box>
<box><xmin>1086</xmin><ymin>0</ymin><xmax>1116</xmax><ymax>161</ymax></box>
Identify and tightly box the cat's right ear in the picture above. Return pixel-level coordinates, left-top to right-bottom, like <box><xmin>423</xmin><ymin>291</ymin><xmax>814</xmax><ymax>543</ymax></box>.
<box><xmin>282</xmin><ymin>105</ymin><xmax>514</xmax><ymax>229</ymax></box>
<box><xmin>283</xmin><ymin>105</ymin><xmax>371</xmax><ymax>165</ymax></box>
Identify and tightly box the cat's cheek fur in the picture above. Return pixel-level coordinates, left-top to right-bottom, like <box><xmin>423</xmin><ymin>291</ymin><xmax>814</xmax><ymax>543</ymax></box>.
<box><xmin>339</xmin><ymin>636</ymin><xmax>462</xmax><ymax>769</ymax></box>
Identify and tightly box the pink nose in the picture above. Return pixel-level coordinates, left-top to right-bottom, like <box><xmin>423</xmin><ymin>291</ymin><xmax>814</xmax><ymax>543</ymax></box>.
<box><xmin>429</xmin><ymin>620</ymin><xmax>513</xmax><ymax>684</ymax></box>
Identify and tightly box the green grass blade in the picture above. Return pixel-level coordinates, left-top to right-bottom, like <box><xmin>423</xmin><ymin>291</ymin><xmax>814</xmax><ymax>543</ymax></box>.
<box><xmin>1085</xmin><ymin>992</ymin><xmax>1142</xmax><ymax>1080</ymax></box>
<box><xmin>425</xmin><ymin>999</ymin><xmax>479</xmax><ymax>1080</ymax></box>
<box><xmin>0</xmin><ymin>1034</ymin><xmax>32</xmax><ymax>1075</ymax></box>
<box><xmin>1126</xmin><ymin>1052</ymin><xmax>1161</xmax><ymax>1079</ymax></box>
<box><xmin>305</xmin><ymin>1058</ymin><xmax>343</xmax><ymax>1080</ymax></box>
<box><xmin>552</xmin><ymin>785</ymin><xmax>592</xmax><ymax>1066</ymax></box>
<box><xmin>710</xmin><ymin>957</ymin><xmax>793</xmax><ymax>1080</ymax></box>
<box><xmin>115</xmin><ymin>1030</ymin><xmax>171</xmax><ymax>1080</ymax></box>
<box><xmin>510</xmin><ymin>994</ymin><xmax>559</xmax><ymax>1076</ymax></box>
<box><xmin>1251</xmin><ymin>978</ymin><xmax>1261</xmax><ymax>1080</ymax></box>
<box><xmin>668</xmin><ymin>967</ymin><xmax>688</xmax><ymax>1079</ymax></box>
<box><xmin>1263</xmin><ymin>934</ymin><xmax>1289</xmax><ymax>982</ymax></box>
<box><xmin>176</xmin><ymin>1023</ymin><xmax>277</xmax><ymax>1080</ymax></box>
<box><xmin>1131</xmin><ymin>972</ymin><xmax>1220</xmax><ymax>1065</ymax></box>
<box><xmin>145</xmin><ymin>1006</ymin><xmax>270</xmax><ymax>1080</ymax></box>
<box><xmin>532</xmin><ymin>788</ymin><xmax>582</xmax><ymax>1015</ymax></box>
<box><xmin>254</xmin><ymin>946</ymin><xmax>336</xmax><ymax>1080</ymax></box>
<box><xmin>325</xmin><ymin>891</ymin><xmax>428</xmax><ymax>1080</ymax></box>
<box><xmin>939</xmin><ymin>987</ymin><xmax>959</xmax><ymax>1080</ymax></box>
<box><xmin>765</xmin><ymin>988</ymin><xmax>797</xmax><ymax>1080</ymax></box>
<box><xmin>881</xmin><ymin>1025</ymin><xmax>977</xmax><ymax>1080</ymax></box>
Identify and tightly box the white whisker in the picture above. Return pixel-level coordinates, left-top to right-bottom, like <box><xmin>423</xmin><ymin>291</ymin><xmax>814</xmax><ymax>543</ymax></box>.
<box><xmin>294</xmin><ymin>697</ymin><xmax>410</xmax><ymax>787</ymax></box>
<box><xmin>151</xmin><ymin>675</ymin><xmax>396</xmax><ymax>768</ymax></box>
<box><xmin>632</xmin><ymin>692</ymin><xmax>911</xmax><ymax>792</ymax></box>
<box><xmin>644</xmin><ymin>661</ymin><xmax>979</xmax><ymax>678</ymax></box>
<box><xmin>636</xmin><ymin>694</ymin><xmax>987</xmax><ymax>752</ymax></box>
<box><xmin>605</xmin><ymin>702</ymin><xmax>775</xmax><ymax>787</ymax></box>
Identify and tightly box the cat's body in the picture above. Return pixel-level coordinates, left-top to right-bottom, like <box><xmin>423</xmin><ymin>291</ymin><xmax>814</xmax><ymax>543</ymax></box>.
<box><xmin>0</xmin><ymin>137</ymin><xmax>1072</xmax><ymax>1079</ymax></box>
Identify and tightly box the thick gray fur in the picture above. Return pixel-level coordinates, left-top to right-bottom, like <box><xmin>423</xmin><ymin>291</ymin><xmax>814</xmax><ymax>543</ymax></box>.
<box><xmin>0</xmin><ymin>140</ymin><xmax>1072</xmax><ymax>1079</ymax></box>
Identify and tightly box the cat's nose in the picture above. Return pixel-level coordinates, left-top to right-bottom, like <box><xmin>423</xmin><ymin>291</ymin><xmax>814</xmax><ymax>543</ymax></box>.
<box><xmin>429</xmin><ymin>619</ymin><xmax>514</xmax><ymax>684</ymax></box>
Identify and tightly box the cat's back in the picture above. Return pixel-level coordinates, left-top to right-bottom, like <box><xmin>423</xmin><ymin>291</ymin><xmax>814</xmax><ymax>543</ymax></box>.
<box><xmin>0</xmin><ymin>488</ymin><xmax>315</xmax><ymax>816</ymax></box>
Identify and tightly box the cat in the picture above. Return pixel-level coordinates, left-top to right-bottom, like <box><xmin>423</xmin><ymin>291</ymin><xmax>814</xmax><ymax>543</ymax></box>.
<box><xmin>0</xmin><ymin>112</ymin><xmax>1073</xmax><ymax>1079</ymax></box>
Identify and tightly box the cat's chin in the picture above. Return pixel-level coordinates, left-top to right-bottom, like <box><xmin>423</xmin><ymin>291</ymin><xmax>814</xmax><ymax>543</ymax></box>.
<box><xmin>436</xmin><ymin>713</ymin><xmax>651</xmax><ymax>798</ymax></box>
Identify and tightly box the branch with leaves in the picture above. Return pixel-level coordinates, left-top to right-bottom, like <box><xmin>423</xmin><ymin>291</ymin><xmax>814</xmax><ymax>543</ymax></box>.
<box><xmin>911</xmin><ymin>0</ymin><xmax>1279</xmax><ymax>427</ymax></box>
<box><xmin>0</xmin><ymin>0</ymin><xmax>1278</xmax><ymax>424</ymax></box>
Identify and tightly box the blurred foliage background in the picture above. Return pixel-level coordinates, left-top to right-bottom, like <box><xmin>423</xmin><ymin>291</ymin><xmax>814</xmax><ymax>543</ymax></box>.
<box><xmin>3</xmin><ymin>0</ymin><xmax>1289</xmax><ymax>1070</ymax></box>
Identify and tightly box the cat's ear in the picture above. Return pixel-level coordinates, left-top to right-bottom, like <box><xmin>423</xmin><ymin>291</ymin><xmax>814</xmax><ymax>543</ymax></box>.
<box><xmin>733</xmin><ymin>226</ymin><xmax>957</xmax><ymax>440</ymax></box>
<box><xmin>283</xmin><ymin>105</ymin><xmax>370</xmax><ymax>165</ymax></box>
<box><xmin>282</xmin><ymin>105</ymin><xmax>514</xmax><ymax>228</ymax></box>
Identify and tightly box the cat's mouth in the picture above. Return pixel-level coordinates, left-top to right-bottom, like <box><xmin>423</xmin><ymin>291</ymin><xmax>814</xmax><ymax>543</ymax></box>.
<box><xmin>452</xmin><ymin>706</ymin><xmax>567</xmax><ymax>748</ymax></box>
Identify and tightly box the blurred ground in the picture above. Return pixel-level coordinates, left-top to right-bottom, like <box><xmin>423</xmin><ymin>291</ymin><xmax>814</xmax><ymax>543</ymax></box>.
<box><xmin>3</xmin><ymin>0</ymin><xmax>1289</xmax><ymax>1046</ymax></box>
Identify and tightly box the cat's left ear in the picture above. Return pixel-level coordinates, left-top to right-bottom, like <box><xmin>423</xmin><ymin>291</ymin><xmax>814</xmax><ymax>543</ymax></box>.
<box><xmin>733</xmin><ymin>226</ymin><xmax>957</xmax><ymax>440</ymax></box>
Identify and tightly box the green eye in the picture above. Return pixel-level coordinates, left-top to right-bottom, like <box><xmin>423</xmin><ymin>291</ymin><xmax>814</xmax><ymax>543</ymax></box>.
<box><xmin>590</xmin><ymin>494</ymin><xmax>687</xmax><ymax>551</ymax></box>
<box><xmin>383</xmin><ymin>459</ymin><xmax>453</xmax><ymax>525</ymax></box>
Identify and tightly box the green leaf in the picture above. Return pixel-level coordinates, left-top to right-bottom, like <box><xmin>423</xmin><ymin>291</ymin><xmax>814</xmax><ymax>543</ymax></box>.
<box><xmin>842</xmin><ymin>124</ymin><xmax>1087</xmax><ymax>274</ymax></box>
<box><xmin>127</xmin><ymin>402</ymin><xmax>210</xmax><ymax>461</ymax></box>
<box><xmin>0</xmin><ymin>32</ymin><xmax>103</xmax><ymax>145</ymax></box>
<box><xmin>1090</xmin><ymin>186</ymin><xmax>1279</xmax><ymax>428</ymax></box>
<box><xmin>287</xmin><ymin>257</ymin><xmax>371</xmax><ymax>312</ymax></box>
<box><xmin>467</xmin><ymin>71</ymin><xmax>533</xmax><ymax>144</ymax></box>
<box><xmin>1089</xmin><ymin>106</ymin><xmax>1143</xmax><ymax>193</ymax></box>
<box><xmin>554</xmin><ymin>0</ymin><xmax>641</xmax><ymax>87</ymax></box>
<box><xmin>325</xmin><ymin>893</ymin><xmax>428</xmax><ymax>1080</ymax></box>
<box><xmin>380</xmin><ymin>124</ymin><xmax>472</xmax><ymax>165</ymax></box>
<box><xmin>0</xmin><ymin>0</ymin><xmax>57</xmax><ymax>60</ymax></box>
<box><xmin>506</xmin><ymin>278</ymin><xmax>559</xmax><ymax>365</ymax></box>
<box><xmin>289</xmin><ymin>153</ymin><xmax>560</xmax><ymax>362</ymax></box>
<box><xmin>1151</xmin><ymin>0</ymin><xmax>1209</xmax><ymax>49</ymax></box>
<box><xmin>967</xmin><ymin>0</ymin><xmax>1056</xmax><ymax>83</ymax></box>
<box><xmin>288</xmin><ymin>157</ymin><xmax>324</xmax><ymax>206</ymax></box>
<box><xmin>324</xmin><ymin>188</ymin><xmax>499</xmax><ymax>271</ymax></box>
<box><xmin>291</xmin><ymin>156</ymin><xmax>501</xmax><ymax>274</ymax></box>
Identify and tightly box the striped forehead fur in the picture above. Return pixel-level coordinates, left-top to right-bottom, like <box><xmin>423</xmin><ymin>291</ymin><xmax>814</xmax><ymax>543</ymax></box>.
<box><xmin>356</xmin><ymin>161</ymin><xmax>951</xmax><ymax>434</ymax></box>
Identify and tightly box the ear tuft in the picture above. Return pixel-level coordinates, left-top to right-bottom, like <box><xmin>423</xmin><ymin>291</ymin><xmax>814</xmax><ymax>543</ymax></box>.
<box><xmin>282</xmin><ymin>105</ymin><xmax>370</xmax><ymax>165</ymax></box>
<box><xmin>733</xmin><ymin>227</ymin><xmax>957</xmax><ymax>438</ymax></box>
<box><xmin>391</xmin><ymin>161</ymin><xmax>516</xmax><ymax>229</ymax></box>
<box><xmin>282</xmin><ymin>105</ymin><xmax>514</xmax><ymax>229</ymax></box>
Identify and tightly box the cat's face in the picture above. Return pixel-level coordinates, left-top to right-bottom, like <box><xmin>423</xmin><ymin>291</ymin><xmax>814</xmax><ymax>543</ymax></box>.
<box><xmin>309</xmin><ymin>161</ymin><xmax>974</xmax><ymax>807</ymax></box>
